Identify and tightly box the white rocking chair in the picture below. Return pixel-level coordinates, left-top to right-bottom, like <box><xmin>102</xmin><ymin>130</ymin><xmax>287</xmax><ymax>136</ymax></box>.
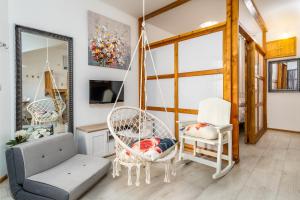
<box><xmin>178</xmin><ymin>98</ymin><xmax>235</xmax><ymax>179</ymax></box>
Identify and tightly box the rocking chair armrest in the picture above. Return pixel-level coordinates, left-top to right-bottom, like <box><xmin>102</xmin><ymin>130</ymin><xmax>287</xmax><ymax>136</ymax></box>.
<box><xmin>214</xmin><ymin>124</ymin><xmax>233</xmax><ymax>134</ymax></box>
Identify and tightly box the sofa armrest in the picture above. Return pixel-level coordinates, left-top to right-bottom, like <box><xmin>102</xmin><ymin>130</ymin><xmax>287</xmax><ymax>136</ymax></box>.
<box><xmin>5</xmin><ymin>148</ymin><xmax>23</xmax><ymax>199</ymax></box>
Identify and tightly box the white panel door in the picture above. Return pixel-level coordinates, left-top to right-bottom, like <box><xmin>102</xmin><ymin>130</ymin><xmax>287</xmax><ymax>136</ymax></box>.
<box><xmin>179</xmin><ymin>75</ymin><xmax>223</xmax><ymax>109</ymax></box>
<box><xmin>178</xmin><ymin>31</ymin><xmax>223</xmax><ymax>73</ymax></box>
<box><xmin>145</xmin><ymin>44</ymin><xmax>174</xmax><ymax>76</ymax></box>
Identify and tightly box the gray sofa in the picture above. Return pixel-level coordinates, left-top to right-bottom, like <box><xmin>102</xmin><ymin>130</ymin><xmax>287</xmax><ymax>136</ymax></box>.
<box><xmin>6</xmin><ymin>133</ymin><xmax>111</xmax><ymax>200</ymax></box>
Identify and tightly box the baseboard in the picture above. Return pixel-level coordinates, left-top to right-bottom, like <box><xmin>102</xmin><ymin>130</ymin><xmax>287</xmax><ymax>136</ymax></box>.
<box><xmin>0</xmin><ymin>175</ymin><xmax>7</xmax><ymax>183</ymax></box>
<box><xmin>268</xmin><ymin>128</ymin><xmax>300</xmax><ymax>134</ymax></box>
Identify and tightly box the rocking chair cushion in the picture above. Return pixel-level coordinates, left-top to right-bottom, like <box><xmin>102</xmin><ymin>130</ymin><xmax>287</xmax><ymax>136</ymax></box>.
<box><xmin>184</xmin><ymin>123</ymin><xmax>218</xmax><ymax>140</ymax></box>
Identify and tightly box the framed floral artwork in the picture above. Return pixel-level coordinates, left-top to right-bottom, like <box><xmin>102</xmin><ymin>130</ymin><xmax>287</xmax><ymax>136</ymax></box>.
<box><xmin>88</xmin><ymin>11</ymin><xmax>131</xmax><ymax>70</ymax></box>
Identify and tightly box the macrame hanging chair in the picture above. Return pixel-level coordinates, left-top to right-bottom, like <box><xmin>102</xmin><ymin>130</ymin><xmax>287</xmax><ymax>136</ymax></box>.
<box><xmin>107</xmin><ymin>0</ymin><xmax>177</xmax><ymax>186</ymax></box>
<box><xmin>27</xmin><ymin>39</ymin><xmax>66</xmax><ymax>125</ymax></box>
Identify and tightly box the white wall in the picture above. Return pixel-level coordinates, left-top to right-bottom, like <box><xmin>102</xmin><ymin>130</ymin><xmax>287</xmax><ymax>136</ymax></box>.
<box><xmin>259</xmin><ymin>1</ymin><xmax>300</xmax><ymax>132</ymax></box>
<box><xmin>22</xmin><ymin>46</ymin><xmax>68</xmax><ymax>101</ymax></box>
<box><xmin>8</xmin><ymin>0</ymin><xmax>139</xmax><ymax>131</ymax></box>
<box><xmin>0</xmin><ymin>0</ymin><xmax>11</xmax><ymax>177</ymax></box>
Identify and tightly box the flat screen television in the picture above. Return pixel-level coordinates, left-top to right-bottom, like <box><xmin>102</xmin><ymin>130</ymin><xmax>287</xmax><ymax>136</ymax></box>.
<box><xmin>89</xmin><ymin>80</ymin><xmax>124</xmax><ymax>104</ymax></box>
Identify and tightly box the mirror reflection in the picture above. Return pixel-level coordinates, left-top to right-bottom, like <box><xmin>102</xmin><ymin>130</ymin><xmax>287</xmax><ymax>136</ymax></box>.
<box><xmin>22</xmin><ymin>32</ymin><xmax>69</xmax><ymax>133</ymax></box>
<box><xmin>269</xmin><ymin>59</ymin><xmax>299</xmax><ymax>91</ymax></box>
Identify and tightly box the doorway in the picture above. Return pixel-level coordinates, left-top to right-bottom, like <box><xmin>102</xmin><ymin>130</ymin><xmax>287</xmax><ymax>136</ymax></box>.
<box><xmin>239</xmin><ymin>28</ymin><xmax>267</xmax><ymax>144</ymax></box>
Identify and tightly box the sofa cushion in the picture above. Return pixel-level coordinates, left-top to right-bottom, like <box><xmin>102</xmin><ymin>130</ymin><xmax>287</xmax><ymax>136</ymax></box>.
<box><xmin>23</xmin><ymin>154</ymin><xmax>111</xmax><ymax>200</ymax></box>
<box><xmin>13</xmin><ymin>133</ymin><xmax>77</xmax><ymax>184</ymax></box>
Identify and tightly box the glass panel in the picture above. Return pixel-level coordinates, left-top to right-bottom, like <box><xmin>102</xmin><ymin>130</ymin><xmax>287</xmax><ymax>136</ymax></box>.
<box><xmin>259</xmin><ymin>106</ymin><xmax>263</xmax><ymax>131</ymax></box>
<box><xmin>255</xmin><ymin>51</ymin><xmax>259</xmax><ymax>76</ymax></box>
<box><xmin>259</xmin><ymin>80</ymin><xmax>263</xmax><ymax>104</ymax></box>
<box><xmin>178</xmin><ymin>31</ymin><xmax>223</xmax><ymax>73</ymax></box>
<box><xmin>179</xmin><ymin>74</ymin><xmax>223</xmax><ymax>109</ymax></box>
<box><xmin>148</xmin><ymin>111</ymin><xmax>175</xmax><ymax>135</ymax></box>
<box><xmin>146</xmin><ymin>79</ymin><xmax>174</xmax><ymax>108</ymax></box>
<box><xmin>255</xmin><ymin>106</ymin><xmax>258</xmax><ymax>133</ymax></box>
<box><xmin>145</xmin><ymin>44</ymin><xmax>174</xmax><ymax>76</ymax></box>
<box><xmin>259</xmin><ymin>53</ymin><xmax>264</xmax><ymax>76</ymax></box>
<box><xmin>255</xmin><ymin>79</ymin><xmax>258</xmax><ymax>105</ymax></box>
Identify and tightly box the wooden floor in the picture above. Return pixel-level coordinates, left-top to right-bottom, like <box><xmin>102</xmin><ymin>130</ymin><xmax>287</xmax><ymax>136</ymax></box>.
<box><xmin>1</xmin><ymin>130</ymin><xmax>300</xmax><ymax>200</ymax></box>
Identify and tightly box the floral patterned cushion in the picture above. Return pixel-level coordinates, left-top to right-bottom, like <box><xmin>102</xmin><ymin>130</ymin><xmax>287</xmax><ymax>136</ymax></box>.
<box><xmin>184</xmin><ymin>123</ymin><xmax>218</xmax><ymax>140</ymax></box>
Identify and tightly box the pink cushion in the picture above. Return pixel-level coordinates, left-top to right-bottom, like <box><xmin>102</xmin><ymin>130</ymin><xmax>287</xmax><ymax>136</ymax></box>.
<box><xmin>184</xmin><ymin>123</ymin><xmax>218</xmax><ymax>140</ymax></box>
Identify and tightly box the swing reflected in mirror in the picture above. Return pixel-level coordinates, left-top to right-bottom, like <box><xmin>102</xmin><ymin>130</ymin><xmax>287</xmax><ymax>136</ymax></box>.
<box><xmin>16</xmin><ymin>25</ymin><xmax>73</xmax><ymax>134</ymax></box>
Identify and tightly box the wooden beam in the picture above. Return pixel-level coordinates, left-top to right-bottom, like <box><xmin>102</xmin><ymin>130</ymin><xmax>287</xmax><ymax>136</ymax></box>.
<box><xmin>178</xmin><ymin>68</ymin><xmax>223</xmax><ymax>78</ymax></box>
<box><xmin>178</xmin><ymin>108</ymin><xmax>198</xmax><ymax>115</ymax></box>
<box><xmin>174</xmin><ymin>42</ymin><xmax>179</xmax><ymax>139</ymax></box>
<box><xmin>139</xmin><ymin>0</ymin><xmax>191</xmax><ymax>21</ymax></box>
<box><xmin>239</xmin><ymin>25</ymin><xmax>265</xmax><ymax>55</ymax></box>
<box><xmin>138</xmin><ymin>18</ymin><xmax>145</xmax><ymax>109</ymax></box>
<box><xmin>148</xmin><ymin>22</ymin><xmax>226</xmax><ymax>50</ymax></box>
<box><xmin>146</xmin><ymin>106</ymin><xmax>175</xmax><ymax>112</ymax></box>
<box><xmin>243</xmin><ymin>0</ymin><xmax>267</xmax><ymax>32</ymax></box>
<box><xmin>226</xmin><ymin>0</ymin><xmax>239</xmax><ymax>162</ymax></box>
<box><xmin>247</xmin><ymin>42</ymin><xmax>256</xmax><ymax>144</ymax></box>
<box><xmin>255</xmin><ymin>43</ymin><xmax>266</xmax><ymax>56</ymax></box>
<box><xmin>145</xmin><ymin>106</ymin><xmax>198</xmax><ymax>115</ymax></box>
<box><xmin>147</xmin><ymin>68</ymin><xmax>224</xmax><ymax>80</ymax></box>
<box><xmin>147</xmin><ymin>74</ymin><xmax>175</xmax><ymax>80</ymax></box>
<box><xmin>262</xmin><ymin>29</ymin><xmax>268</xmax><ymax>132</ymax></box>
<box><xmin>231</xmin><ymin>0</ymin><xmax>240</xmax><ymax>162</ymax></box>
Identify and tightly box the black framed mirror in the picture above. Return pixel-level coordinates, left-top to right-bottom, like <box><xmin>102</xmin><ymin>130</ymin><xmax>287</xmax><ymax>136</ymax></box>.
<box><xmin>15</xmin><ymin>25</ymin><xmax>74</xmax><ymax>133</ymax></box>
<box><xmin>268</xmin><ymin>58</ymin><xmax>300</xmax><ymax>92</ymax></box>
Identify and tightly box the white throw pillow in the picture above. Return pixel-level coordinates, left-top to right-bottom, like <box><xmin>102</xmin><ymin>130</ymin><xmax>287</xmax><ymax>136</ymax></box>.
<box><xmin>184</xmin><ymin>123</ymin><xmax>218</xmax><ymax>140</ymax></box>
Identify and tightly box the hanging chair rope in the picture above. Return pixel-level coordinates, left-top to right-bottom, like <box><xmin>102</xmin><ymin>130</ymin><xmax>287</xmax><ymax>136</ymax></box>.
<box><xmin>107</xmin><ymin>0</ymin><xmax>177</xmax><ymax>185</ymax></box>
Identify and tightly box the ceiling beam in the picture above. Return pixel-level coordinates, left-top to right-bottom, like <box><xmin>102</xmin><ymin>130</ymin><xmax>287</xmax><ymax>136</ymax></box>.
<box><xmin>139</xmin><ymin>0</ymin><xmax>191</xmax><ymax>21</ymax></box>
<box><xmin>243</xmin><ymin>0</ymin><xmax>267</xmax><ymax>32</ymax></box>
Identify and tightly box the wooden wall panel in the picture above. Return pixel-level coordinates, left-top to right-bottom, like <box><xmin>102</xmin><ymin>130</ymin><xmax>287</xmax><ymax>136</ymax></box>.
<box><xmin>266</xmin><ymin>37</ymin><xmax>297</xmax><ymax>59</ymax></box>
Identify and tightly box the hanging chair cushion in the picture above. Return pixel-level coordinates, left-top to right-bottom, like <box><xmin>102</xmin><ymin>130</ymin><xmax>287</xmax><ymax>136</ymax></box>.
<box><xmin>123</xmin><ymin>137</ymin><xmax>176</xmax><ymax>161</ymax></box>
<box><xmin>184</xmin><ymin>123</ymin><xmax>218</xmax><ymax>140</ymax></box>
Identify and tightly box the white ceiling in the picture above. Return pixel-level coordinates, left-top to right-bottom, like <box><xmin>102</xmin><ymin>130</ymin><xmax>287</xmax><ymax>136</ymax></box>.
<box><xmin>102</xmin><ymin>0</ymin><xmax>226</xmax><ymax>35</ymax></box>
<box><xmin>254</xmin><ymin>0</ymin><xmax>300</xmax><ymax>40</ymax></box>
<box><xmin>100</xmin><ymin>0</ymin><xmax>176</xmax><ymax>18</ymax></box>
<box><xmin>102</xmin><ymin>0</ymin><xmax>300</xmax><ymax>40</ymax></box>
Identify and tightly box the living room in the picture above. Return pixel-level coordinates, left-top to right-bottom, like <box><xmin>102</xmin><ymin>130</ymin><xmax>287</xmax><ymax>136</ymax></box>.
<box><xmin>1</xmin><ymin>0</ymin><xmax>300</xmax><ymax>200</ymax></box>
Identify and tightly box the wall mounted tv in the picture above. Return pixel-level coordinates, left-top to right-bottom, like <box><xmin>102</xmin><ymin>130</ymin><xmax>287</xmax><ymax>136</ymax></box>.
<box><xmin>89</xmin><ymin>80</ymin><xmax>124</xmax><ymax>104</ymax></box>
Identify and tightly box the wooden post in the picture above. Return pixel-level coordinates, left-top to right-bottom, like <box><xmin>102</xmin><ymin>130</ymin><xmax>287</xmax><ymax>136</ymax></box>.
<box><xmin>174</xmin><ymin>42</ymin><xmax>179</xmax><ymax>139</ymax></box>
<box><xmin>226</xmin><ymin>0</ymin><xmax>239</xmax><ymax>162</ymax></box>
<box><xmin>262</xmin><ymin>31</ymin><xmax>268</xmax><ymax>130</ymax></box>
<box><xmin>247</xmin><ymin>42</ymin><xmax>256</xmax><ymax>143</ymax></box>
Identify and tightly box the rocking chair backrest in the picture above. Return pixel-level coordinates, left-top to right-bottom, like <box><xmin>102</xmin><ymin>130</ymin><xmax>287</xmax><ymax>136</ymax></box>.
<box><xmin>197</xmin><ymin>98</ymin><xmax>231</xmax><ymax>126</ymax></box>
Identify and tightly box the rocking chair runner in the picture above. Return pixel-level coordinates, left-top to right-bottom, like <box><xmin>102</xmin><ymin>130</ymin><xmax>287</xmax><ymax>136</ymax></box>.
<box><xmin>178</xmin><ymin>98</ymin><xmax>235</xmax><ymax>179</ymax></box>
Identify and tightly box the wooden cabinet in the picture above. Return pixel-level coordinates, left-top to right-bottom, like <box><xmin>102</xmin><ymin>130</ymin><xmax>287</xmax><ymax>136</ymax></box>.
<box><xmin>75</xmin><ymin>123</ymin><xmax>115</xmax><ymax>157</ymax></box>
<box><xmin>266</xmin><ymin>37</ymin><xmax>297</xmax><ymax>59</ymax></box>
